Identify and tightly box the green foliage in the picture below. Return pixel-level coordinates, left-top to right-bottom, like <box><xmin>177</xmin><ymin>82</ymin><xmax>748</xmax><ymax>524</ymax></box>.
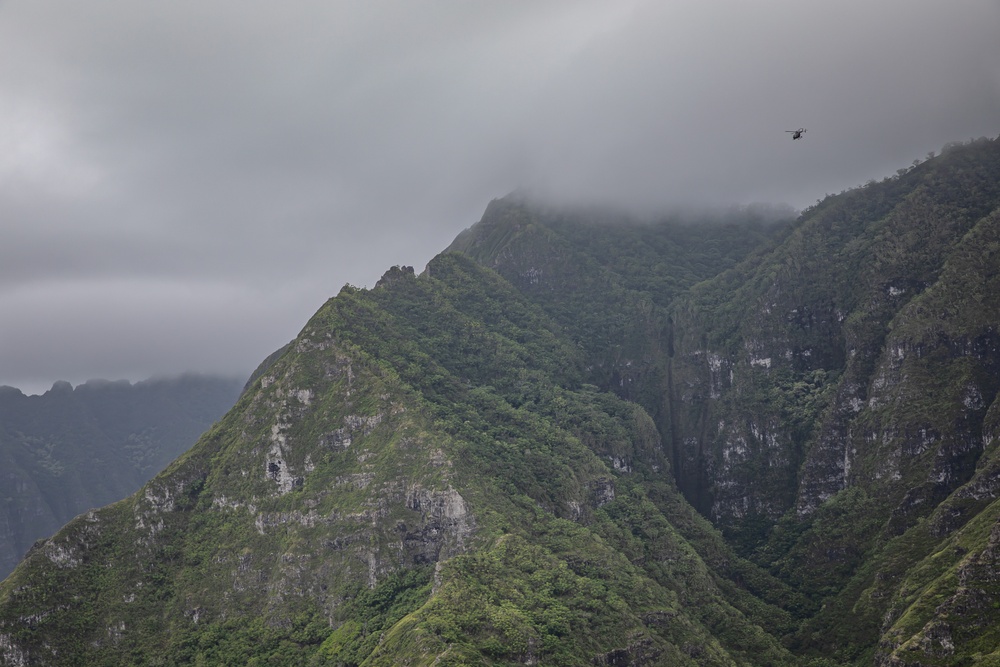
<box><xmin>315</xmin><ymin>568</ymin><xmax>432</xmax><ymax>666</ymax></box>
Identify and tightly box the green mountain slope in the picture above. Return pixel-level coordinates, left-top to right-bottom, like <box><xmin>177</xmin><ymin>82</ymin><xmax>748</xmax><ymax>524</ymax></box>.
<box><xmin>0</xmin><ymin>375</ymin><xmax>244</xmax><ymax>580</ymax></box>
<box><xmin>0</xmin><ymin>254</ymin><xmax>797</xmax><ymax>666</ymax></box>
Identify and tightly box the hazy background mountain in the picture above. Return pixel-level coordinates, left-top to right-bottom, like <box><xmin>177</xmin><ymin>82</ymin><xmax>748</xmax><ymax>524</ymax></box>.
<box><xmin>3</xmin><ymin>139</ymin><xmax>1000</xmax><ymax>665</ymax></box>
<box><xmin>0</xmin><ymin>374</ymin><xmax>243</xmax><ymax>580</ymax></box>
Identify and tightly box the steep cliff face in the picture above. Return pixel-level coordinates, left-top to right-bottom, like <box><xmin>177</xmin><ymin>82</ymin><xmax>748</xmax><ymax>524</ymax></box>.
<box><xmin>659</xmin><ymin>144</ymin><xmax>1000</xmax><ymax>662</ymax></box>
<box><xmin>668</xmin><ymin>139</ymin><xmax>1000</xmax><ymax>539</ymax></box>
<box><xmin>0</xmin><ymin>375</ymin><xmax>243</xmax><ymax>580</ymax></box>
<box><xmin>843</xmin><ymin>206</ymin><xmax>1000</xmax><ymax>667</ymax></box>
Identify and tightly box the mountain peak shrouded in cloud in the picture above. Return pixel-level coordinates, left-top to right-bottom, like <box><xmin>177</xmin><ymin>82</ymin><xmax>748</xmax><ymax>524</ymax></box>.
<box><xmin>1</xmin><ymin>1</ymin><xmax>997</xmax><ymax>391</ymax></box>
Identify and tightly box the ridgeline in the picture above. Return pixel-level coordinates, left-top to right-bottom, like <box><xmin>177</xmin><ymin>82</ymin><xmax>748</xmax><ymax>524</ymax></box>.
<box><xmin>3</xmin><ymin>137</ymin><xmax>1000</xmax><ymax>666</ymax></box>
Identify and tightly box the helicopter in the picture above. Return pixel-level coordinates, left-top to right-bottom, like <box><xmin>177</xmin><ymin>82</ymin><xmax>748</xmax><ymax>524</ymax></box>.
<box><xmin>786</xmin><ymin>128</ymin><xmax>806</xmax><ymax>140</ymax></box>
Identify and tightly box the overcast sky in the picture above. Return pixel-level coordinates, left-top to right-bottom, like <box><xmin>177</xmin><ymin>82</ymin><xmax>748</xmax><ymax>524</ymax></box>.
<box><xmin>2</xmin><ymin>1</ymin><xmax>998</xmax><ymax>395</ymax></box>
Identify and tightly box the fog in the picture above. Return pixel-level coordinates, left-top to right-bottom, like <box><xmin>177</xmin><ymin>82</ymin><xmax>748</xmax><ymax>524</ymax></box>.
<box><xmin>2</xmin><ymin>0</ymin><xmax>998</xmax><ymax>393</ymax></box>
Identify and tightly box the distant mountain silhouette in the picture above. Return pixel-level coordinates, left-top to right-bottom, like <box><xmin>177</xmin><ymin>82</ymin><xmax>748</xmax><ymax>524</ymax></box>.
<box><xmin>0</xmin><ymin>374</ymin><xmax>243</xmax><ymax>579</ymax></box>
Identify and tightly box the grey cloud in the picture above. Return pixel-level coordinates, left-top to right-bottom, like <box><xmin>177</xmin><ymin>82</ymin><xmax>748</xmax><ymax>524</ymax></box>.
<box><xmin>0</xmin><ymin>277</ymin><xmax>310</xmax><ymax>395</ymax></box>
<box><xmin>1</xmin><ymin>0</ymin><xmax>997</xmax><ymax>392</ymax></box>
<box><xmin>513</xmin><ymin>0</ymin><xmax>1000</xmax><ymax>208</ymax></box>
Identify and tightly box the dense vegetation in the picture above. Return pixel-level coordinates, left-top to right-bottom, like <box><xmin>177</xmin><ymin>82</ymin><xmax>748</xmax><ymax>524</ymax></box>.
<box><xmin>0</xmin><ymin>375</ymin><xmax>243</xmax><ymax>579</ymax></box>
<box><xmin>2</xmin><ymin>137</ymin><xmax>1000</xmax><ymax>666</ymax></box>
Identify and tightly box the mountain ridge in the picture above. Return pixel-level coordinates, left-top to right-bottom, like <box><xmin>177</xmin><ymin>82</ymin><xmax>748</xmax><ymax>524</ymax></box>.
<box><xmin>3</xmin><ymin>136</ymin><xmax>1000</xmax><ymax>665</ymax></box>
